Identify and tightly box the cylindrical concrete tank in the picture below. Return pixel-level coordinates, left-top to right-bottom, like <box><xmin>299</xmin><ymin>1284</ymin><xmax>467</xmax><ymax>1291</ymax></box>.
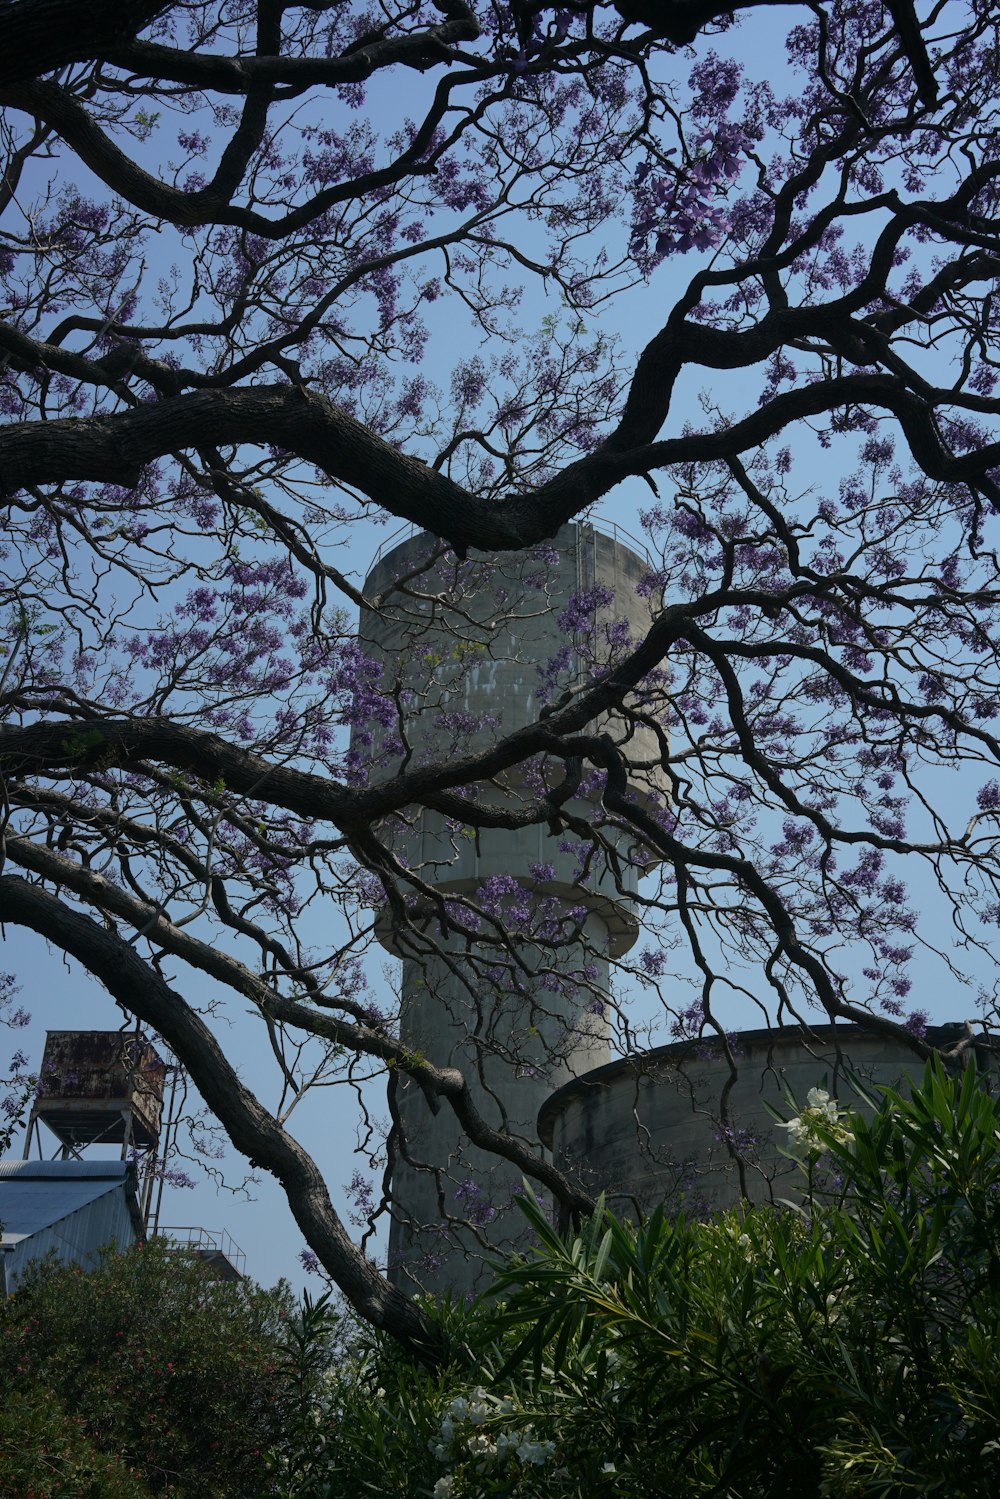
<box><xmin>538</xmin><ymin>1023</ymin><xmax>995</xmax><ymax>1222</ymax></box>
<box><xmin>353</xmin><ymin>521</ymin><xmax>666</xmax><ymax>1292</ymax></box>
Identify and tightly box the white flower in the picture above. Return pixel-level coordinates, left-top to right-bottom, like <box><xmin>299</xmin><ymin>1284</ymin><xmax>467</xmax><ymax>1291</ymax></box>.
<box><xmin>778</xmin><ymin>1088</ymin><xmax>854</xmax><ymax>1154</ymax></box>
<box><xmin>517</xmin><ymin>1437</ymin><xmax>557</xmax><ymax>1466</ymax></box>
<box><xmin>601</xmin><ymin>1461</ymin><xmax>617</xmax><ymax>1473</ymax></box>
<box><xmin>777</xmin><ymin>1114</ymin><xmax>811</xmax><ymax>1146</ymax></box>
<box><xmin>466</xmin><ymin>1432</ymin><xmax>498</xmax><ymax>1461</ymax></box>
<box><xmin>433</xmin><ymin>1479</ymin><xmax>453</xmax><ymax>1499</ymax></box>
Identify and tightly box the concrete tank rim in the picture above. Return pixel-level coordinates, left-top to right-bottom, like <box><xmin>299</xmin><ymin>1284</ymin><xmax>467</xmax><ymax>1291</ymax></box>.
<box><xmin>536</xmin><ymin>1020</ymin><xmax>987</xmax><ymax>1149</ymax></box>
<box><xmin>361</xmin><ymin>516</ymin><xmax>655</xmax><ymax>594</ymax></box>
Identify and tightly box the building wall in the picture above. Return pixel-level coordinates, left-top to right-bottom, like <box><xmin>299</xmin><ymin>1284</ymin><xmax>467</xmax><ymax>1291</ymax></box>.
<box><xmin>4</xmin><ymin>1185</ymin><xmax>138</xmax><ymax>1292</ymax></box>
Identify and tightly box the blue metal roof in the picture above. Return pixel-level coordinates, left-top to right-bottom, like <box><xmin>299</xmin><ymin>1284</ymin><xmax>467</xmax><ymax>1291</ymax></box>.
<box><xmin>0</xmin><ymin>1159</ymin><xmax>141</xmax><ymax>1244</ymax></box>
<box><xmin>0</xmin><ymin>1160</ymin><xmax>135</xmax><ymax>1180</ymax></box>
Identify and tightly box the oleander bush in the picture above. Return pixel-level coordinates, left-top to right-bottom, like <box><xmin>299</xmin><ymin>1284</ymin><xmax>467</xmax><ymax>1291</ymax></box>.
<box><xmin>289</xmin><ymin>1057</ymin><xmax>1000</xmax><ymax>1499</ymax></box>
<box><xmin>0</xmin><ymin>1384</ymin><xmax>155</xmax><ymax>1499</ymax></box>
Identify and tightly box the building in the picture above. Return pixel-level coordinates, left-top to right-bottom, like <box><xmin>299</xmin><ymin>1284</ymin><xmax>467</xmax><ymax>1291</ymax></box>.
<box><xmin>354</xmin><ymin>522</ymin><xmax>993</xmax><ymax>1295</ymax></box>
<box><xmin>539</xmin><ymin>1021</ymin><xmax>994</xmax><ymax>1226</ymax></box>
<box><xmin>0</xmin><ymin>1159</ymin><xmax>144</xmax><ymax>1295</ymax></box>
<box><xmin>6</xmin><ymin>1030</ymin><xmax>244</xmax><ymax>1288</ymax></box>
<box><xmin>355</xmin><ymin>520</ymin><xmax>668</xmax><ymax>1289</ymax></box>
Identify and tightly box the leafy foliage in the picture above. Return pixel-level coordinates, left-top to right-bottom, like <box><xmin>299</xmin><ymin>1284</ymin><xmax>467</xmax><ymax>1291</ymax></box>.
<box><xmin>0</xmin><ymin>1383</ymin><xmax>154</xmax><ymax>1499</ymax></box>
<box><xmin>0</xmin><ymin>1238</ymin><xmax>295</xmax><ymax>1497</ymax></box>
<box><xmin>0</xmin><ymin>971</ymin><xmax>34</xmax><ymax>1159</ymax></box>
<box><xmin>265</xmin><ymin>1289</ymin><xmax>368</xmax><ymax>1499</ymax></box>
<box><xmin>308</xmin><ymin>1060</ymin><xmax>1000</xmax><ymax>1497</ymax></box>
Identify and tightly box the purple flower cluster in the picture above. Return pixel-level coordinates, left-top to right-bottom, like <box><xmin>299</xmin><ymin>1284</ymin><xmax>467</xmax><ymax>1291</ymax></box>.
<box><xmin>298</xmin><ymin>1248</ymin><xmax>321</xmax><ymax>1276</ymax></box>
<box><xmin>454</xmin><ymin>1178</ymin><xmax>498</xmax><ymax>1228</ymax></box>
<box><xmin>557</xmin><ymin>585</ymin><xmax>615</xmax><ymax>634</ymax></box>
<box><xmin>344</xmin><ymin>1169</ymin><xmax>376</xmax><ymax>1228</ymax></box>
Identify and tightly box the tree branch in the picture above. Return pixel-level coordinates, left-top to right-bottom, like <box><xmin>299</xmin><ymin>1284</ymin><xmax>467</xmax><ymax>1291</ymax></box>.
<box><xmin>0</xmin><ymin>873</ymin><xmax>430</xmax><ymax>1347</ymax></box>
<box><xmin>4</xmin><ymin>376</ymin><xmax>1000</xmax><ymax>552</ymax></box>
<box><xmin>0</xmin><ymin>0</ymin><xmax>167</xmax><ymax>86</ymax></box>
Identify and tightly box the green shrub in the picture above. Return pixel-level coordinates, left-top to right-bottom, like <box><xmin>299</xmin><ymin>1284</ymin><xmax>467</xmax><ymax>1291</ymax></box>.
<box><xmin>0</xmin><ymin>1384</ymin><xmax>154</xmax><ymax>1498</ymax></box>
<box><xmin>0</xmin><ymin>1236</ymin><xmax>295</xmax><ymax>1497</ymax></box>
<box><xmin>295</xmin><ymin>1056</ymin><xmax>1000</xmax><ymax>1498</ymax></box>
<box><xmin>263</xmin><ymin>1288</ymin><xmax>368</xmax><ymax>1499</ymax></box>
<box><xmin>9</xmin><ymin>1060</ymin><xmax>998</xmax><ymax>1497</ymax></box>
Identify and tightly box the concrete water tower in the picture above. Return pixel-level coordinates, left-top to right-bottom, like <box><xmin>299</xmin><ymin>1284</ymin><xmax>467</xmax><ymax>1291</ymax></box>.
<box><xmin>354</xmin><ymin>521</ymin><xmax>665</xmax><ymax>1291</ymax></box>
<box><xmin>354</xmin><ymin>527</ymin><xmax>1000</xmax><ymax>1298</ymax></box>
<box><xmin>539</xmin><ymin>1022</ymin><xmax>1000</xmax><ymax>1224</ymax></box>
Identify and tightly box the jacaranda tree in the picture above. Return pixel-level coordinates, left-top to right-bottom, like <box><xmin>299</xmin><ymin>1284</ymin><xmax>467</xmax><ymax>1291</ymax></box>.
<box><xmin>3</xmin><ymin>1</ymin><xmax>1000</xmax><ymax>1342</ymax></box>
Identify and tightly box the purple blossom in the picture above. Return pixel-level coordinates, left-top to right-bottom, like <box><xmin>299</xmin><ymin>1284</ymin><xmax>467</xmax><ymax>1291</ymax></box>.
<box><xmin>557</xmin><ymin>585</ymin><xmax>614</xmax><ymax>633</ymax></box>
<box><xmin>977</xmin><ymin>781</ymin><xmax>1000</xmax><ymax>812</ymax></box>
<box><xmin>454</xmin><ymin>1178</ymin><xmax>498</xmax><ymax>1227</ymax></box>
<box><xmin>128</xmin><ymin>1150</ymin><xmax>196</xmax><ymax>1190</ymax></box>
<box><xmin>639</xmin><ymin>949</ymin><xmax>668</xmax><ymax>978</ymax></box>
<box><xmin>344</xmin><ymin>1169</ymin><xmax>376</xmax><ymax>1227</ymax></box>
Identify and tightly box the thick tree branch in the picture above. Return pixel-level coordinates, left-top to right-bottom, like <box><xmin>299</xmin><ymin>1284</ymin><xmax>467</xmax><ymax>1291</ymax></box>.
<box><xmin>101</xmin><ymin>13</ymin><xmax>480</xmax><ymax>93</ymax></box>
<box><xmin>886</xmin><ymin>0</ymin><xmax>939</xmax><ymax>110</ymax></box>
<box><xmin>0</xmin><ymin>873</ymin><xmax>430</xmax><ymax>1347</ymax></box>
<box><xmin>4</xmin><ymin>832</ymin><xmax>598</xmax><ymax>1212</ymax></box>
<box><xmin>4</xmin><ymin>376</ymin><xmax>999</xmax><ymax>552</ymax></box>
<box><xmin>613</xmin><ymin>1</ymin><xmax>802</xmax><ymax>44</ymax></box>
<box><xmin>0</xmin><ymin>0</ymin><xmax>167</xmax><ymax>86</ymax></box>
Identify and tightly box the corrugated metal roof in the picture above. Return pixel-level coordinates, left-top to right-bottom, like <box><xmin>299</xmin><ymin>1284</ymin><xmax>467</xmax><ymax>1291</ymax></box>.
<box><xmin>0</xmin><ymin>1159</ymin><xmax>133</xmax><ymax>1180</ymax></box>
<box><xmin>0</xmin><ymin>1159</ymin><xmax>140</xmax><ymax>1243</ymax></box>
